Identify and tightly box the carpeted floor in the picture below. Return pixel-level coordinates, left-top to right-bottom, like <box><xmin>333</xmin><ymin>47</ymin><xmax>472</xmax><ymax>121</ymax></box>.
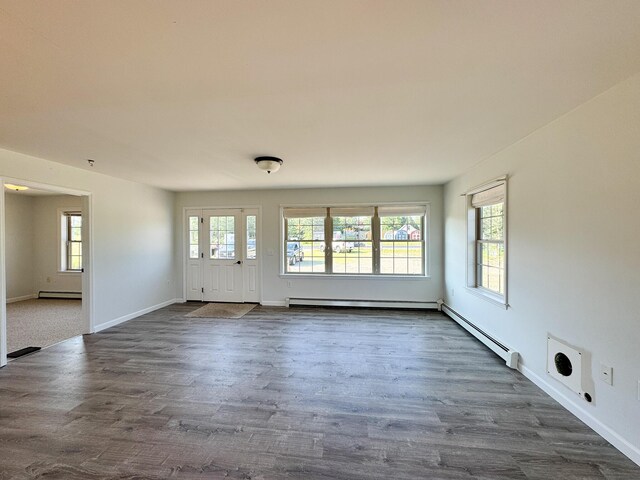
<box><xmin>6</xmin><ymin>299</ymin><xmax>84</xmax><ymax>353</ymax></box>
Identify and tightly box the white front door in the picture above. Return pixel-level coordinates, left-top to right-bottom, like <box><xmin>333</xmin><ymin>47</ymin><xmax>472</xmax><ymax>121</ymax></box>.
<box><xmin>203</xmin><ymin>209</ymin><xmax>242</xmax><ymax>302</ymax></box>
<box><xmin>185</xmin><ymin>208</ymin><xmax>260</xmax><ymax>303</ymax></box>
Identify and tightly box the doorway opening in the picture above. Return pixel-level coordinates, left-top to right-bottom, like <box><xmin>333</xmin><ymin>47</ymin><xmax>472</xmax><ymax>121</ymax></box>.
<box><xmin>0</xmin><ymin>179</ymin><xmax>92</xmax><ymax>367</ymax></box>
<box><xmin>184</xmin><ymin>207</ymin><xmax>261</xmax><ymax>303</ymax></box>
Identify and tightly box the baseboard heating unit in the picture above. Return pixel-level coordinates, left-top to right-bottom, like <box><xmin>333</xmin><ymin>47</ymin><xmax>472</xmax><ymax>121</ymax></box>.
<box><xmin>38</xmin><ymin>291</ymin><xmax>82</xmax><ymax>300</ymax></box>
<box><xmin>286</xmin><ymin>297</ymin><xmax>438</xmax><ymax>309</ymax></box>
<box><xmin>441</xmin><ymin>303</ymin><xmax>519</xmax><ymax>369</ymax></box>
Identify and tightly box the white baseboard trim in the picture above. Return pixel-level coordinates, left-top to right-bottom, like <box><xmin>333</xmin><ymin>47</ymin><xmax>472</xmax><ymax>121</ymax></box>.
<box><xmin>6</xmin><ymin>293</ymin><xmax>37</xmax><ymax>304</ymax></box>
<box><xmin>286</xmin><ymin>297</ymin><xmax>438</xmax><ymax>309</ymax></box>
<box><xmin>93</xmin><ymin>298</ymin><xmax>179</xmax><ymax>333</ymax></box>
<box><xmin>441</xmin><ymin>303</ymin><xmax>519</xmax><ymax>369</ymax></box>
<box><xmin>261</xmin><ymin>300</ymin><xmax>287</xmax><ymax>307</ymax></box>
<box><xmin>38</xmin><ymin>291</ymin><xmax>82</xmax><ymax>300</ymax></box>
<box><xmin>519</xmin><ymin>365</ymin><xmax>640</xmax><ymax>467</ymax></box>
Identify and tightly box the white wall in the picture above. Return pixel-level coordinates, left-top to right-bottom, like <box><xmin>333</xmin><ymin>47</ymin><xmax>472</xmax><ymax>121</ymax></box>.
<box><xmin>176</xmin><ymin>185</ymin><xmax>444</xmax><ymax>305</ymax></box>
<box><xmin>443</xmin><ymin>73</ymin><xmax>640</xmax><ymax>463</ymax></box>
<box><xmin>0</xmin><ymin>148</ymin><xmax>177</xmax><ymax>337</ymax></box>
<box><xmin>32</xmin><ymin>195</ymin><xmax>83</xmax><ymax>294</ymax></box>
<box><xmin>4</xmin><ymin>193</ymin><xmax>35</xmax><ymax>300</ymax></box>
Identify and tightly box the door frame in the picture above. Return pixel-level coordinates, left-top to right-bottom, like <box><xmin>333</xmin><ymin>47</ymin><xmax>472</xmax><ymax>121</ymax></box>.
<box><xmin>181</xmin><ymin>205</ymin><xmax>262</xmax><ymax>304</ymax></box>
<box><xmin>0</xmin><ymin>176</ymin><xmax>94</xmax><ymax>368</ymax></box>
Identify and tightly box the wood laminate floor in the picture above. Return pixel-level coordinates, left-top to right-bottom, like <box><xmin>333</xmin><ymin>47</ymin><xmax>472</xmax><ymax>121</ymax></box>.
<box><xmin>0</xmin><ymin>304</ymin><xmax>638</xmax><ymax>479</ymax></box>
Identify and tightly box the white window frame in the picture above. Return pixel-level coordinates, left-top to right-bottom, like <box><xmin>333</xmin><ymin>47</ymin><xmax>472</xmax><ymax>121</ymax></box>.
<box><xmin>280</xmin><ymin>203</ymin><xmax>429</xmax><ymax>278</ymax></box>
<box><xmin>58</xmin><ymin>208</ymin><xmax>83</xmax><ymax>274</ymax></box>
<box><xmin>465</xmin><ymin>177</ymin><xmax>508</xmax><ymax>308</ymax></box>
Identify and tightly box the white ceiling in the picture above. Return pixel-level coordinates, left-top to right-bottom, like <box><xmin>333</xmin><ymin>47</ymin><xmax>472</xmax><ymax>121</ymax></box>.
<box><xmin>5</xmin><ymin>186</ymin><xmax>66</xmax><ymax>197</ymax></box>
<box><xmin>1</xmin><ymin>1</ymin><xmax>639</xmax><ymax>191</ymax></box>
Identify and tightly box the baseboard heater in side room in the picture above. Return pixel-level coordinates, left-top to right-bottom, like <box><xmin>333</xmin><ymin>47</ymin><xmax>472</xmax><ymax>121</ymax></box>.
<box><xmin>38</xmin><ymin>291</ymin><xmax>82</xmax><ymax>300</ymax></box>
<box><xmin>441</xmin><ymin>303</ymin><xmax>519</xmax><ymax>369</ymax></box>
<box><xmin>286</xmin><ymin>297</ymin><xmax>439</xmax><ymax>309</ymax></box>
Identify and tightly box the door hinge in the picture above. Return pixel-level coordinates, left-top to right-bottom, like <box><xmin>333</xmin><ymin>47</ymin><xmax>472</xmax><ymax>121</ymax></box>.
<box><xmin>201</xmin><ymin>252</ymin><xmax>204</xmax><ymax>258</ymax></box>
<box><xmin>201</xmin><ymin>287</ymin><xmax>204</xmax><ymax>293</ymax></box>
<box><xmin>201</xmin><ymin>217</ymin><xmax>204</xmax><ymax>223</ymax></box>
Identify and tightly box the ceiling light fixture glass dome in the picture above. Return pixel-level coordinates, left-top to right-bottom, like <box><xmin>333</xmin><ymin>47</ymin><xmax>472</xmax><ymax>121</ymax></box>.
<box><xmin>254</xmin><ymin>156</ymin><xmax>283</xmax><ymax>174</ymax></box>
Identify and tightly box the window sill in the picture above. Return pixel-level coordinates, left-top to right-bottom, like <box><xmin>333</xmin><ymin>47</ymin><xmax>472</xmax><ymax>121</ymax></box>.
<box><xmin>57</xmin><ymin>271</ymin><xmax>82</xmax><ymax>275</ymax></box>
<box><xmin>280</xmin><ymin>273</ymin><xmax>430</xmax><ymax>281</ymax></box>
<box><xmin>464</xmin><ymin>286</ymin><xmax>508</xmax><ymax>309</ymax></box>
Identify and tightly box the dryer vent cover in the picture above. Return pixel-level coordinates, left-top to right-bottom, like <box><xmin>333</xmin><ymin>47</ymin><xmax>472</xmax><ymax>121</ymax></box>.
<box><xmin>547</xmin><ymin>336</ymin><xmax>585</xmax><ymax>399</ymax></box>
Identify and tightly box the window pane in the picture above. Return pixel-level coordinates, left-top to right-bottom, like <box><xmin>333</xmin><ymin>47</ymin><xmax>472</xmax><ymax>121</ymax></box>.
<box><xmin>70</xmin><ymin>225</ymin><xmax>81</xmax><ymax>241</ymax></box>
<box><xmin>189</xmin><ymin>215</ymin><xmax>199</xmax><ymax>259</ymax></box>
<box><xmin>379</xmin><ymin>215</ymin><xmax>424</xmax><ymax>275</ymax></box>
<box><xmin>287</xmin><ymin>217</ymin><xmax>324</xmax><ymax>242</ymax></box>
<box><xmin>477</xmin><ymin>241</ymin><xmax>505</xmax><ymax>295</ymax></box>
<box><xmin>478</xmin><ymin>203</ymin><xmax>504</xmax><ymax>241</ymax></box>
<box><xmin>393</xmin><ymin>258</ymin><xmax>408</xmax><ymax>275</ymax></box>
<box><xmin>331</xmin><ymin>216</ymin><xmax>372</xmax><ymax>275</ymax></box>
<box><xmin>71</xmin><ymin>242</ymin><xmax>81</xmax><ymax>256</ymax></box>
<box><xmin>70</xmin><ymin>216</ymin><xmax>82</xmax><ymax>228</ymax></box>
<box><xmin>408</xmin><ymin>257</ymin><xmax>422</xmax><ymax>275</ymax></box>
<box><xmin>380</xmin><ymin>257</ymin><xmax>393</xmax><ymax>274</ymax></box>
<box><xmin>210</xmin><ymin>215</ymin><xmax>235</xmax><ymax>259</ymax></box>
<box><xmin>481</xmin><ymin>218</ymin><xmax>492</xmax><ymax>239</ymax></box>
<box><xmin>286</xmin><ymin>217</ymin><xmax>325</xmax><ymax>273</ymax></box>
<box><xmin>70</xmin><ymin>256</ymin><xmax>81</xmax><ymax>270</ymax></box>
<box><xmin>246</xmin><ymin>215</ymin><xmax>257</xmax><ymax>259</ymax></box>
<box><xmin>475</xmin><ymin>200</ymin><xmax>506</xmax><ymax>295</ymax></box>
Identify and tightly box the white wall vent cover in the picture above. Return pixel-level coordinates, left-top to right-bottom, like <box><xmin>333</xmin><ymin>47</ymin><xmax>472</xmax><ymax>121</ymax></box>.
<box><xmin>547</xmin><ymin>336</ymin><xmax>589</xmax><ymax>401</ymax></box>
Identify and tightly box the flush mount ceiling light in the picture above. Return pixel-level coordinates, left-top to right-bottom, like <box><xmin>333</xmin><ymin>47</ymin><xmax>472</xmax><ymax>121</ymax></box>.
<box><xmin>254</xmin><ymin>156</ymin><xmax>283</xmax><ymax>174</ymax></box>
<box><xmin>4</xmin><ymin>183</ymin><xmax>29</xmax><ymax>192</ymax></box>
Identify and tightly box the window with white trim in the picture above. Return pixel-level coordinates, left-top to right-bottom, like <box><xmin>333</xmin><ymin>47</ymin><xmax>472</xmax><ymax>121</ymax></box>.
<box><xmin>61</xmin><ymin>212</ymin><xmax>82</xmax><ymax>271</ymax></box>
<box><xmin>283</xmin><ymin>205</ymin><xmax>427</xmax><ymax>276</ymax></box>
<box><xmin>467</xmin><ymin>181</ymin><xmax>507</xmax><ymax>303</ymax></box>
<box><xmin>284</xmin><ymin>208</ymin><xmax>326</xmax><ymax>273</ymax></box>
<box><xmin>379</xmin><ymin>206</ymin><xmax>425</xmax><ymax>275</ymax></box>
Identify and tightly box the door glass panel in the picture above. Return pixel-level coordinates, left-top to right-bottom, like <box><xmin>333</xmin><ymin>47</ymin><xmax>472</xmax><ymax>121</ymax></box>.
<box><xmin>188</xmin><ymin>216</ymin><xmax>199</xmax><ymax>259</ymax></box>
<box><xmin>210</xmin><ymin>215</ymin><xmax>235</xmax><ymax>259</ymax></box>
<box><xmin>246</xmin><ymin>215</ymin><xmax>257</xmax><ymax>259</ymax></box>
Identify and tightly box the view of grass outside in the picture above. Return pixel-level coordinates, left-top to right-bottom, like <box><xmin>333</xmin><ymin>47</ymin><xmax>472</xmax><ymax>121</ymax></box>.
<box><xmin>380</xmin><ymin>243</ymin><xmax>423</xmax><ymax>274</ymax></box>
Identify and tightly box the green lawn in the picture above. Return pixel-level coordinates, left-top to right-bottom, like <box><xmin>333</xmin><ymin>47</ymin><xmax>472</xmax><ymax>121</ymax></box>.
<box><xmin>288</xmin><ymin>243</ymin><xmax>423</xmax><ymax>274</ymax></box>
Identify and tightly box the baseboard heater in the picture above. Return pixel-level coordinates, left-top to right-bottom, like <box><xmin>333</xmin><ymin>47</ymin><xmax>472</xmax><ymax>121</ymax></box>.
<box><xmin>38</xmin><ymin>291</ymin><xmax>82</xmax><ymax>300</ymax></box>
<box><xmin>441</xmin><ymin>303</ymin><xmax>519</xmax><ymax>369</ymax></box>
<box><xmin>286</xmin><ymin>297</ymin><xmax>439</xmax><ymax>309</ymax></box>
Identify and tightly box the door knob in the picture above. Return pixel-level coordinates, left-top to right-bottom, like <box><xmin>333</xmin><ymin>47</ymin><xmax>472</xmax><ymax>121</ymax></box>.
<box><xmin>235</xmin><ymin>260</ymin><xmax>242</xmax><ymax>265</ymax></box>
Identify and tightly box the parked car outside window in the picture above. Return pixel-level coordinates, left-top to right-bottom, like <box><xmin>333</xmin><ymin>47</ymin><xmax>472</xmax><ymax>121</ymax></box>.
<box><xmin>287</xmin><ymin>241</ymin><xmax>304</xmax><ymax>265</ymax></box>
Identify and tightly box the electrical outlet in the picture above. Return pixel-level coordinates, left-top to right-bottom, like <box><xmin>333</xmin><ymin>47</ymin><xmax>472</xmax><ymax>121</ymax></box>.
<box><xmin>599</xmin><ymin>363</ymin><xmax>613</xmax><ymax>385</ymax></box>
